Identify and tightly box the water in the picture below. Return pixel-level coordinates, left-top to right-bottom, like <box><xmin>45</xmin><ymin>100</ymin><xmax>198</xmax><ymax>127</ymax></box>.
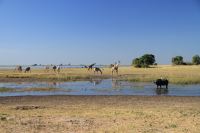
<box><xmin>0</xmin><ymin>79</ymin><xmax>200</xmax><ymax>96</ymax></box>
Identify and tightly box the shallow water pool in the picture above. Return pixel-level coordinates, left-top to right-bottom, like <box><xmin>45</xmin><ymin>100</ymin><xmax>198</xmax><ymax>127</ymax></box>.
<box><xmin>0</xmin><ymin>79</ymin><xmax>200</xmax><ymax>96</ymax></box>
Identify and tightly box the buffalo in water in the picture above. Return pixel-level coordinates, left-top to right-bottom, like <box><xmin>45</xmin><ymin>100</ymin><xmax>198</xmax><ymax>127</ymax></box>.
<box><xmin>154</xmin><ymin>79</ymin><xmax>169</xmax><ymax>89</ymax></box>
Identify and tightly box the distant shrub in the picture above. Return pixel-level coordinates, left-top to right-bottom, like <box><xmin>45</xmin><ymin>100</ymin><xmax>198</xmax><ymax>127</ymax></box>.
<box><xmin>172</xmin><ymin>56</ymin><xmax>184</xmax><ymax>65</ymax></box>
<box><xmin>192</xmin><ymin>55</ymin><xmax>200</xmax><ymax>65</ymax></box>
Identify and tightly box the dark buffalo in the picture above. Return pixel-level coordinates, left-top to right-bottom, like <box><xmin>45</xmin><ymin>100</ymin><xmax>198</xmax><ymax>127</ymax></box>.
<box><xmin>154</xmin><ymin>79</ymin><xmax>169</xmax><ymax>89</ymax></box>
<box><xmin>25</xmin><ymin>67</ymin><xmax>31</xmax><ymax>73</ymax></box>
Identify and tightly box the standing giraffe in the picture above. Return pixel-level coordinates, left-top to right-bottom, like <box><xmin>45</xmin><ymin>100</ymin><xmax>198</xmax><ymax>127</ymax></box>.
<box><xmin>111</xmin><ymin>61</ymin><xmax>120</xmax><ymax>76</ymax></box>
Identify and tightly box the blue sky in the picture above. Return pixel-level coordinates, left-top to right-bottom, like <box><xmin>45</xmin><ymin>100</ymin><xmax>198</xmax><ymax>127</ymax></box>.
<box><xmin>0</xmin><ymin>0</ymin><xmax>200</xmax><ymax>65</ymax></box>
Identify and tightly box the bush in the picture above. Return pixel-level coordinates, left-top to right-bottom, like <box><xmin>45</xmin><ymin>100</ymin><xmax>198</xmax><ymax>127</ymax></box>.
<box><xmin>172</xmin><ymin>56</ymin><xmax>184</xmax><ymax>65</ymax></box>
<box><xmin>192</xmin><ymin>55</ymin><xmax>200</xmax><ymax>65</ymax></box>
<box><xmin>132</xmin><ymin>54</ymin><xmax>156</xmax><ymax>68</ymax></box>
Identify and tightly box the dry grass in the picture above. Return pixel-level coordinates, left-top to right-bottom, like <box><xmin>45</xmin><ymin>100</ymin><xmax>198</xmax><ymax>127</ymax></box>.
<box><xmin>120</xmin><ymin>65</ymin><xmax>200</xmax><ymax>84</ymax></box>
<box><xmin>0</xmin><ymin>65</ymin><xmax>200</xmax><ymax>84</ymax></box>
<box><xmin>0</xmin><ymin>96</ymin><xmax>199</xmax><ymax>133</ymax></box>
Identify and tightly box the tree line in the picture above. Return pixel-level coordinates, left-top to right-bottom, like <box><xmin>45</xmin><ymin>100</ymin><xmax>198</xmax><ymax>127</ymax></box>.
<box><xmin>132</xmin><ymin>54</ymin><xmax>200</xmax><ymax>68</ymax></box>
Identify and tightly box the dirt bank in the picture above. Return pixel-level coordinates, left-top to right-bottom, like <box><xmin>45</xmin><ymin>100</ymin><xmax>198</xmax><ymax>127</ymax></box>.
<box><xmin>0</xmin><ymin>96</ymin><xmax>199</xmax><ymax>133</ymax></box>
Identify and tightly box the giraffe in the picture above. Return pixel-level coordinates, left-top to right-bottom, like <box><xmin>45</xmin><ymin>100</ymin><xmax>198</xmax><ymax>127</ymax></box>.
<box><xmin>111</xmin><ymin>61</ymin><xmax>120</xmax><ymax>76</ymax></box>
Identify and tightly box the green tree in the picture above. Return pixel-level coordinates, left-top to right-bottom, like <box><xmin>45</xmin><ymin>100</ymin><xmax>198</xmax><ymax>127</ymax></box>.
<box><xmin>172</xmin><ymin>56</ymin><xmax>184</xmax><ymax>65</ymax></box>
<box><xmin>141</xmin><ymin>54</ymin><xmax>155</xmax><ymax>66</ymax></box>
<box><xmin>192</xmin><ymin>55</ymin><xmax>200</xmax><ymax>65</ymax></box>
<box><xmin>132</xmin><ymin>54</ymin><xmax>156</xmax><ymax>68</ymax></box>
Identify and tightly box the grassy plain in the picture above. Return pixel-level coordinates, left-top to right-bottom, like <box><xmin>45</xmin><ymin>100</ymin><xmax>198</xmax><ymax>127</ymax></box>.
<box><xmin>0</xmin><ymin>65</ymin><xmax>200</xmax><ymax>84</ymax></box>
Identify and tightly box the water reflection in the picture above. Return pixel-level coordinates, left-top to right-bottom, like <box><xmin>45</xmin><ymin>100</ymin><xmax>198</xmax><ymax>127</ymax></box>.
<box><xmin>47</xmin><ymin>82</ymin><xmax>57</xmax><ymax>87</ymax></box>
<box><xmin>112</xmin><ymin>80</ymin><xmax>122</xmax><ymax>89</ymax></box>
<box><xmin>155</xmin><ymin>88</ymin><xmax>169</xmax><ymax>95</ymax></box>
<box><xmin>89</xmin><ymin>79</ymin><xmax>102</xmax><ymax>86</ymax></box>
